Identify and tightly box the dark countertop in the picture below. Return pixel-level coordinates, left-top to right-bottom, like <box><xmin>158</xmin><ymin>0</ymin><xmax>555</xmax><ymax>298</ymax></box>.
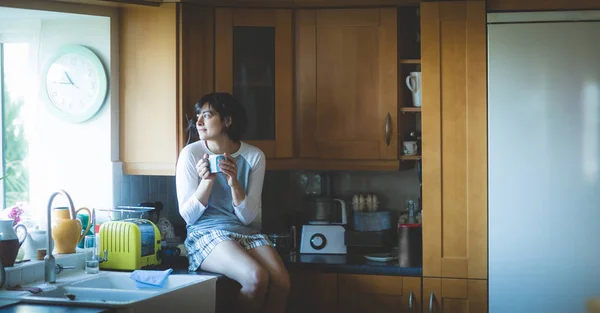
<box><xmin>282</xmin><ymin>253</ymin><xmax>422</xmax><ymax>276</ymax></box>
<box><xmin>160</xmin><ymin>251</ymin><xmax>422</xmax><ymax>276</ymax></box>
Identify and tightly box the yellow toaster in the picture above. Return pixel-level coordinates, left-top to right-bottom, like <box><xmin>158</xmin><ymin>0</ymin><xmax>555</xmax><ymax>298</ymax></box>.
<box><xmin>98</xmin><ymin>219</ymin><xmax>162</xmax><ymax>270</ymax></box>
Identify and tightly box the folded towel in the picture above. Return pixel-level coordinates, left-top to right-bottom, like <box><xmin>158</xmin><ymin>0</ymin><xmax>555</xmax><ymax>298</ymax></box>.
<box><xmin>130</xmin><ymin>268</ymin><xmax>173</xmax><ymax>289</ymax></box>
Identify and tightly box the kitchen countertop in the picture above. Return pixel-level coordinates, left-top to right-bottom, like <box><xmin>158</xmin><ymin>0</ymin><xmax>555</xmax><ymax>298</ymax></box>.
<box><xmin>0</xmin><ymin>251</ymin><xmax>421</xmax><ymax>312</ymax></box>
<box><xmin>281</xmin><ymin>252</ymin><xmax>422</xmax><ymax>276</ymax></box>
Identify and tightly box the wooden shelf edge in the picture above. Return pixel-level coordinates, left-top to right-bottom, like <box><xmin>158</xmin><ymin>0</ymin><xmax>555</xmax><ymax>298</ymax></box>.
<box><xmin>266</xmin><ymin>159</ymin><xmax>400</xmax><ymax>171</ymax></box>
<box><xmin>400</xmin><ymin>59</ymin><xmax>421</xmax><ymax>64</ymax></box>
<box><xmin>122</xmin><ymin>162</ymin><xmax>176</xmax><ymax>176</ymax></box>
<box><xmin>400</xmin><ymin>107</ymin><xmax>422</xmax><ymax>112</ymax></box>
<box><xmin>400</xmin><ymin>155</ymin><xmax>421</xmax><ymax>161</ymax></box>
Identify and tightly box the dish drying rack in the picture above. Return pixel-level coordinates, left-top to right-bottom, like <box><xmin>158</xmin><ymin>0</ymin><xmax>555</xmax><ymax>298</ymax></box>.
<box><xmin>97</xmin><ymin>205</ymin><xmax>156</xmax><ymax>221</ymax></box>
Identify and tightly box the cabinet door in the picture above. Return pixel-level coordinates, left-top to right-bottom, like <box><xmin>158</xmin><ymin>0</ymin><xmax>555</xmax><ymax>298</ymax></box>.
<box><xmin>180</xmin><ymin>4</ymin><xmax>215</xmax><ymax>151</ymax></box>
<box><xmin>421</xmin><ymin>1</ymin><xmax>487</xmax><ymax>279</ymax></box>
<box><xmin>215</xmin><ymin>8</ymin><xmax>293</xmax><ymax>158</ymax></box>
<box><xmin>296</xmin><ymin>8</ymin><xmax>398</xmax><ymax>160</ymax></box>
<box><xmin>423</xmin><ymin>278</ymin><xmax>487</xmax><ymax>313</ymax></box>
<box><xmin>120</xmin><ymin>4</ymin><xmax>178</xmax><ymax>175</ymax></box>
<box><xmin>338</xmin><ymin>274</ymin><xmax>421</xmax><ymax>313</ymax></box>
<box><xmin>288</xmin><ymin>271</ymin><xmax>337</xmax><ymax>313</ymax></box>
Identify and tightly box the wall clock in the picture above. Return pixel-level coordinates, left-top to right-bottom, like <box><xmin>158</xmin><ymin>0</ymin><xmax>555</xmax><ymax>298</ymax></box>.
<box><xmin>41</xmin><ymin>45</ymin><xmax>108</xmax><ymax>123</ymax></box>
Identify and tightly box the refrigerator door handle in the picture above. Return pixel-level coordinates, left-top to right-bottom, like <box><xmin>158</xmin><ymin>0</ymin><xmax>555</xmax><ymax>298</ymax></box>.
<box><xmin>408</xmin><ymin>291</ymin><xmax>414</xmax><ymax>312</ymax></box>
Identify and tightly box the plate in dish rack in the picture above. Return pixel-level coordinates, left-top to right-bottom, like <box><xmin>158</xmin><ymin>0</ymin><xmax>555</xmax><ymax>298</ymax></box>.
<box><xmin>364</xmin><ymin>253</ymin><xmax>397</xmax><ymax>262</ymax></box>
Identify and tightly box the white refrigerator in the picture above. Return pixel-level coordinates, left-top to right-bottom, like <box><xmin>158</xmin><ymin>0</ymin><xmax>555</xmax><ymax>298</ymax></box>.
<box><xmin>488</xmin><ymin>11</ymin><xmax>600</xmax><ymax>313</ymax></box>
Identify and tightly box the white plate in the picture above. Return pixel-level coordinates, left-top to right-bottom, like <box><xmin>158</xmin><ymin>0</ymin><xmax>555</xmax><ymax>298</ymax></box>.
<box><xmin>364</xmin><ymin>253</ymin><xmax>397</xmax><ymax>262</ymax></box>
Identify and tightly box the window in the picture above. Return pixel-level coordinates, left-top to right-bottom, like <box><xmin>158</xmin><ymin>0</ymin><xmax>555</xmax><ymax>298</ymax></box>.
<box><xmin>1</xmin><ymin>42</ymin><xmax>30</xmax><ymax>208</ymax></box>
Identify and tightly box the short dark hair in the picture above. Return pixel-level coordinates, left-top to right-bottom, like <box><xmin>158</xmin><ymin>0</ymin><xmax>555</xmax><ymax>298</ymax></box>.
<box><xmin>195</xmin><ymin>92</ymin><xmax>248</xmax><ymax>142</ymax></box>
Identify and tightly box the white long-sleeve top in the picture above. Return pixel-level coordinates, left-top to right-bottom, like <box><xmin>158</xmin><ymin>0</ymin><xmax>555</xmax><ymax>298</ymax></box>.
<box><xmin>175</xmin><ymin>140</ymin><xmax>265</xmax><ymax>234</ymax></box>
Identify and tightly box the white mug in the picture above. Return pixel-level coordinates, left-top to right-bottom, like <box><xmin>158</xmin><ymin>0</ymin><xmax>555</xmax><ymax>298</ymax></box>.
<box><xmin>403</xmin><ymin>141</ymin><xmax>418</xmax><ymax>156</ymax></box>
<box><xmin>405</xmin><ymin>72</ymin><xmax>422</xmax><ymax>107</ymax></box>
<box><xmin>208</xmin><ymin>154</ymin><xmax>226</xmax><ymax>173</ymax></box>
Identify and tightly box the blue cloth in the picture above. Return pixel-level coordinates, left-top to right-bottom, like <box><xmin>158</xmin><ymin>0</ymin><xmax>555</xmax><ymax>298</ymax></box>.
<box><xmin>129</xmin><ymin>268</ymin><xmax>173</xmax><ymax>289</ymax></box>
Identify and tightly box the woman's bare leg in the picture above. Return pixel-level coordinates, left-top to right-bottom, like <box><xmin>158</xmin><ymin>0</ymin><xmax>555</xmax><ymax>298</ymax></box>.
<box><xmin>248</xmin><ymin>246</ymin><xmax>291</xmax><ymax>313</ymax></box>
<box><xmin>201</xmin><ymin>240</ymin><xmax>269</xmax><ymax>313</ymax></box>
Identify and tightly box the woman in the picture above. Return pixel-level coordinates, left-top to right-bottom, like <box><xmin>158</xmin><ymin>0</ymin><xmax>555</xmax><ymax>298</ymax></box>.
<box><xmin>176</xmin><ymin>92</ymin><xmax>290</xmax><ymax>313</ymax></box>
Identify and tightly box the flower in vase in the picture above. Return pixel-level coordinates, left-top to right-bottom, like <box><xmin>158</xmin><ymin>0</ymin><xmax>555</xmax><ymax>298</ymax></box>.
<box><xmin>2</xmin><ymin>204</ymin><xmax>24</xmax><ymax>226</ymax></box>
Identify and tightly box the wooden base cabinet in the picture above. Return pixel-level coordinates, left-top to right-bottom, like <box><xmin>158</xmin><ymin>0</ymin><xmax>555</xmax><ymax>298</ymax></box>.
<box><xmin>288</xmin><ymin>272</ymin><xmax>338</xmax><ymax>313</ymax></box>
<box><xmin>287</xmin><ymin>273</ymin><xmax>421</xmax><ymax>313</ymax></box>
<box><xmin>338</xmin><ymin>274</ymin><xmax>421</xmax><ymax>313</ymax></box>
<box><xmin>423</xmin><ymin>278</ymin><xmax>487</xmax><ymax>313</ymax></box>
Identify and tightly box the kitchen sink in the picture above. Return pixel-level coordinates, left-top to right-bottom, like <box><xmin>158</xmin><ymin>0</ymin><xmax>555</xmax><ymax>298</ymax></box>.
<box><xmin>0</xmin><ymin>271</ymin><xmax>217</xmax><ymax>313</ymax></box>
<box><xmin>25</xmin><ymin>286</ymin><xmax>153</xmax><ymax>302</ymax></box>
<box><xmin>68</xmin><ymin>271</ymin><xmax>210</xmax><ymax>290</ymax></box>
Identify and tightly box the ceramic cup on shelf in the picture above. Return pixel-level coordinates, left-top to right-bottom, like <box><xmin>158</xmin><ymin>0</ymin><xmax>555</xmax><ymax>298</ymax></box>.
<box><xmin>403</xmin><ymin>141</ymin><xmax>418</xmax><ymax>156</ymax></box>
<box><xmin>406</xmin><ymin>71</ymin><xmax>422</xmax><ymax>107</ymax></box>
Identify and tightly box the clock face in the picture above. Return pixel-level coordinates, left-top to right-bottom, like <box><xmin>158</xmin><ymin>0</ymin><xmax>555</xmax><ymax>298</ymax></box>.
<box><xmin>42</xmin><ymin>46</ymin><xmax>107</xmax><ymax>123</ymax></box>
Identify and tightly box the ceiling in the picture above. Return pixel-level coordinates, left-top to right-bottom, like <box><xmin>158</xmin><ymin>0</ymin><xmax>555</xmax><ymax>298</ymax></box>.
<box><xmin>0</xmin><ymin>6</ymin><xmax>93</xmax><ymax>20</ymax></box>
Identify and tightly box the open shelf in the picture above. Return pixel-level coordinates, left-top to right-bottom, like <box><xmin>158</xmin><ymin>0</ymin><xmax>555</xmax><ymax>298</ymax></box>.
<box><xmin>400</xmin><ymin>59</ymin><xmax>421</xmax><ymax>64</ymax></box>
<box><xmin>400</xmin><ymin>107</ymin><xmax>422</xmax><ymax>113</ymax></box>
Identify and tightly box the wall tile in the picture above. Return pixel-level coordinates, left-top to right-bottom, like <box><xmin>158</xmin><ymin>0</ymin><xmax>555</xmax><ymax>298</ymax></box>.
<box><xmin>119</xmin><ymin>167</ymin><xmax>420</xmax><ymax>233</ymax></box>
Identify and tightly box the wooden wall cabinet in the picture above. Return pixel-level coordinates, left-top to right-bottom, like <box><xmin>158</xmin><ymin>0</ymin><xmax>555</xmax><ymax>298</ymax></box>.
<box><xmin>421</xmin><ymin>1</ymin><xmax>487</xmax><ymax>279</ymax></box>
<box><xmin>423</xmin><ymin>278</ymin><xmax>487</xmax><ymax>313</ymax></box>
<box><xmin>338</xmin><ymin>274</ymin><xmax>421</xmax><ymax>313</ymax></box>
<box><xmin>295</xmin><ymin>8</ymin><xmax>398</xmax><ymax>161</ymax></box>
<box><xmin>119</xmin><ymin>4</ymin><xmax>178</xmax><ymax>175</ymax></box>
<box><xmin>214</xmin><ymin>8</ymin><xmax>294</xmax><ymax>159</ymax></box>
<box><xmin>120</xmin><ymin>3</ymin><xmax>213</xmax><ymax>175</ymax></box>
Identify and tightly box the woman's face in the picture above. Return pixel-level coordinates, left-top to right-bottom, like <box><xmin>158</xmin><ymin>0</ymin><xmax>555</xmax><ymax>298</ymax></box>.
<box><xmin>196</xmin><ymin>103</ymin><xmax>228</xmax><ymax>140</ymax></box>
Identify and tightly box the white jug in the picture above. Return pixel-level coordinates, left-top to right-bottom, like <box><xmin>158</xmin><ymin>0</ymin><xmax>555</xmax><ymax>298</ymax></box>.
<box><xmin>22</xmin><ymin>230</ymin><xmax>46</xmax><ymax>260</ymax></box>
<box><xmin>405</xmin><ymin>71</ymin><xmax>422</xmax><ymax>107</ymax></box>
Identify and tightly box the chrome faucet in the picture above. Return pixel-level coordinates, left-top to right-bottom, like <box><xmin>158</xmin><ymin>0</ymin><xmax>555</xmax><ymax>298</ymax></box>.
<box><xmin>45</xmin><ymin>189</ymin><xmax>77</xmax><ymax>284</ymax></box>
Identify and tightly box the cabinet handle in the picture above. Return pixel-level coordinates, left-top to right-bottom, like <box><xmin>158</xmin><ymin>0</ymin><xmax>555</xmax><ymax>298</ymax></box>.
<box><xmin>429</xmin><ymin>292</ymin><xmax>434</xmax><ymax>313</ymax></box>
<box><xmin>385</xmin><ymin>112</ymin><xmax>391</xmax><ymax>146</ymax></box>
<box><xmin>408</xmin><ymin>291</ymin><xmax>414</xmax><ymax>312</ymax></box>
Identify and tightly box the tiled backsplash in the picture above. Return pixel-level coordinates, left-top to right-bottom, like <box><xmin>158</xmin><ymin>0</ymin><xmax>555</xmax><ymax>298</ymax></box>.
<box><xmin>113</xmin><ymin>175</ymin><xmax>183</xmax><ymax>225</ymax></box>
<box><xmin>118</xmin><ymin>169</ymin><xmax>420</xmax><ymax>234</ymax></box>
<box><xmin>261</xmin><ymin>169</ymin><xmax>420</xmax><ymax>233</ymax></box>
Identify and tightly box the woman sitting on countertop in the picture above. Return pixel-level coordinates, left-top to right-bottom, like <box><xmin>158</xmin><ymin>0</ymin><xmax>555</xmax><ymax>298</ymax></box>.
<box><xmin>175</xmin><ymin>92</ymin><xmax>290</xmax><ymax>313</ymax></box>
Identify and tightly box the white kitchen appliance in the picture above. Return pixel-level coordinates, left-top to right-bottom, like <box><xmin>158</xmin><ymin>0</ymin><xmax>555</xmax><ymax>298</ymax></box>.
<box><xmin>300</xmin><ymin>225</ymin><xmax>346</xmax><ymax>254</ymax></box>
<box><xmin>488</xmin><ymin>11</ymin><xmax>600</xmax><ymax>313</ymax></box>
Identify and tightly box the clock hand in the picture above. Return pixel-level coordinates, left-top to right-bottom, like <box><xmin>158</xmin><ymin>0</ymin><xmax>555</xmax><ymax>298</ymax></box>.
<box><xmin>63</xmin><ymin>71</ymin><xmax>79</xmax><ymax>89</ymax></box>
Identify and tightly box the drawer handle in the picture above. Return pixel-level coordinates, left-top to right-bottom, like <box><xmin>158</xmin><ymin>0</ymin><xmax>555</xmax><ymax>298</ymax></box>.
<box><xmin>408</xmin><ymin>291</ymin><xmax>414</xmax><ymax>312</ymax></box>
<box><xmin>385</xmin><ymin>112</ymin><xmax>391</xmax><ymax>146</ymax></box>
<box><xmin>429</xmin><ymin>292</ymin><xmax>434</xmax><ymax>313</ymax></box>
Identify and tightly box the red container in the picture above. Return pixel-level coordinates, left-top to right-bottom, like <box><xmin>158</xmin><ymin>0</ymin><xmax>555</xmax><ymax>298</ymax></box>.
<box><xmin>397</xmin><ymin>223</ymin><xmax>422</xmax><ymax>267</ymax></box>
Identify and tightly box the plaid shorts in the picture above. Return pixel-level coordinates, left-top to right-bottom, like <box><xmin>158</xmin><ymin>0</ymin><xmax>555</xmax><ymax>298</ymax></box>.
<box><xmin>185</xmin><ymin>229</ymin><xmax>273</xmax><ymax>271</ymax></box>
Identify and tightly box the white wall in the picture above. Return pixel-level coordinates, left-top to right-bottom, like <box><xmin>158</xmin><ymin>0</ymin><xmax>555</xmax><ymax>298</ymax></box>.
<box><xmin>0</xmin><ymin>3</ymin><xmax>119</xmax><ymax>226</ymax></box>
<box><xmin>29</xmin><ymin>16</ymin><xmax>113</xmax><ymax>220</ymax></box>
